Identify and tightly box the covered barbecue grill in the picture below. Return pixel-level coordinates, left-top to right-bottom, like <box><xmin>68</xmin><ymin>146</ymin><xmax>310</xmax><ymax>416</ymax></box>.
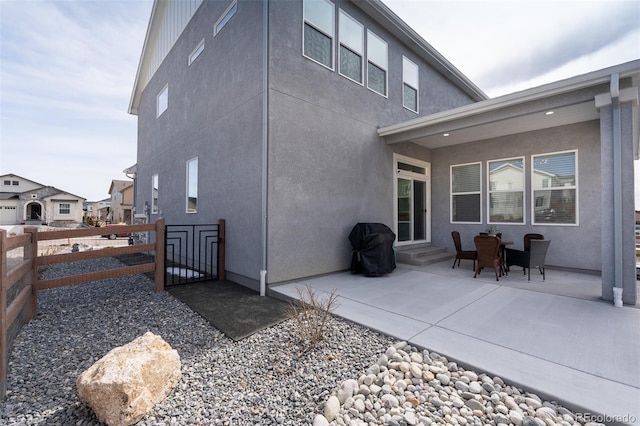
<box><xmin>349</xmin><ymin>223</ymin><xmax>396</xmax><ymax>276</ymax></box>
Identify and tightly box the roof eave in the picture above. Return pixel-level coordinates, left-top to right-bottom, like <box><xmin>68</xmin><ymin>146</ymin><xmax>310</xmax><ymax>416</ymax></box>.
<box><xmin>378</xmin><ymin>59</ymin><xmax>640</xmax><ymax>137</ymax></box>
<box><xmin>351</xmin><ymin>0</ymin><xmax>488</xmax><ymax>102</ymax></box>
<box><xmin>128</xmin><ymin>0</ymin><xmax>162</xmax><ymax>116</ymax></box>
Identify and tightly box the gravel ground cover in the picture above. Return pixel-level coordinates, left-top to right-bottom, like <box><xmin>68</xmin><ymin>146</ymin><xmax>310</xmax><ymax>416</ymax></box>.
<box><xmin>0</xmin><ymin>258</ymin><xmax>394</xmax><ymax>425</ymax></box>
<box><xmin>1</xmin><ymin>258</ymin><xmax>597</xmax><ymax>426</ymax></box>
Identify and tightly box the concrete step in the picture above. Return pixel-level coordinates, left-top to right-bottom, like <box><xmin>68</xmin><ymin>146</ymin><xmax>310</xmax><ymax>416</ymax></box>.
<box><xmin>396</xmin><ymin>244</ymin><xmax>454</xmax><ymax>266</ymax></box>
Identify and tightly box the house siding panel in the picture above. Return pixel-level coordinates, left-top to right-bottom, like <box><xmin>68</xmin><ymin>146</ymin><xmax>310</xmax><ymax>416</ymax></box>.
<box><xmin>135</xmin><ymin>0</ymin><xmax>265</xmax><ymax>284</ymax></box>
<box><xmin>264</xmin><ymin>0</ymin><xmax>475</xmax><ymax>283</ymax></box>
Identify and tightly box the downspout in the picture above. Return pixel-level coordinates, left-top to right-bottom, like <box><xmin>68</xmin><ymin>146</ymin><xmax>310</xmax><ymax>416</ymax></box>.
<box><xmin>260</xmin><ymin>0</ymin><xmax>269</xmax><ymax>296</ymax></box>
<box><xmin>611</xmin><ymin>73</ymin><xmax>623</xmax><ymax>307</ymax></box>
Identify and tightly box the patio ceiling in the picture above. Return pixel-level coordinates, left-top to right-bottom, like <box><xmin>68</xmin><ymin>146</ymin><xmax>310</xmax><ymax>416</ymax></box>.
<box><xmin>378</xmin><ymin>60</ymin><xmax>640</xmax><ymax>152</ymax></box>
<box><xmin>380</xmin><ymin>100</ymin><xmax>599</xmax><ymax>149</ymax></box>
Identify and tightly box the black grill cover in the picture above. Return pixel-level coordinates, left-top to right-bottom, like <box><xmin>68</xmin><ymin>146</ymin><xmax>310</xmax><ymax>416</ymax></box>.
<box><xmin>349</xmin><ymin>223</ymin><xmax>396</xmax><ymax>276</ymax></box>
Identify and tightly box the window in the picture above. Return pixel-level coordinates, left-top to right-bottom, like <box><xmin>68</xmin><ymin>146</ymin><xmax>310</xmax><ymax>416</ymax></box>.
<box><xmin>402</xmin><ymin>56</ymin><xmax>419</xmax><ymax>112</ymax></box>
<box><xmin>214</xmin><ymin>0</ymin><xmax>237</xmax><ymax>36</ymax></box>
<box><xmin>157</xmin><ymin>85</ymin><xmax>168</xmax><ymax>117</ymax></box>
<box><xmin>303</xmin><ymin>0</ymin><xmax>334</xmax><ymax>69</ymax></box>
<box><xmin>532</xmin><ymin>150</ymin><xmax>577</xmax><ymax>225</ymax></box>
<box><xmin>3</xmin><ymin>180</ymin><xmax>10</xmax><ymax>186</ymax></box>
<box><xmin>338</xmin><ymin>10</ymin><xmax>363</xmax><ymax>84</ymax></box>
<box><xmin>186</xmin><ymin>158</ymin><xmax>198</xmax><ymax>213</ymax></box>
<box><xmin>488</xmin><ymin>157</ymin><xmax>524</xmax><ymax>224</ymax></box>
<box><xmin>12</xmin><ymin>181</ymin><xmax>18</xmax><ymax>186</ymax></box>
<box><xmin>59</xmin><ymin>203</ymin><xmax>70</xmax><ymax>215</ymax></box>
<box><xmin>152</xmin><ymin>174</ymin><xmax>159</xmax><ymax>214</ymax></box>
<box><xmin>367</xmin><ymin>30</ymin><xmax>387</xmax><ymax>96</ymax></box>
<box><xmin>188</xmin><ymin>38</ymin><xmax>205</xmax><ymax>65</ymax></box>
<box><xmin>451</xmin><ymin>162</ymin><xmax>481</xmax><ymax>223</ymax></box>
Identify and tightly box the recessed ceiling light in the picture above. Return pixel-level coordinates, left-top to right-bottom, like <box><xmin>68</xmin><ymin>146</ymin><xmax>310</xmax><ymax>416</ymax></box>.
<box><xmin>545</xmin><ymin>111</ymin><xmax>554</xmax><ymax>115</ymax></box>
<box><xmin>443</xmin><ymin>133</ymin><xmax>450</xmax><ymax>137</ymax></box>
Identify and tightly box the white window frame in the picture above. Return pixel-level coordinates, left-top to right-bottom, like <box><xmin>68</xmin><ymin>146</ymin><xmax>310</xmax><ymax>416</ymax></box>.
<box><xmin>157</xmin><ymin>84</ymin><xmax>168</xmax><ymax>118</ymax></box>
<box><xmin>188</xmin><ymin>38</ymin><xmax>205</xmax><ymax>65</ymax></box>
<box><xmin>366</xmin><ymin>30</ymin><xmax>388</xmax><ymax>97</ymax></box>
<box><xmin>487</xmin><ymin>157</ymin><xmax>525</xmax><ymax>225</ymax></box>
<box><xmin>338</xmin><ymin>9</ymin><xmax>364</xmax><ymax>85</ymax></box>
<box><xmin>214</xmin><ymin>0</ymin><xmax>237</xmax><ymax>36</ymax></box>
<box><xmin>450</xmin><ymin>162</ymin><xmax>482</xmax><ymax>224</ymax></box>
<box><xmin>186</xmin><ymin>157</ymin><xmax>198</xmax><ymax>214</ymax></box>
<box><xmin>531</xmin><ymin>150</ymin><xmax>578</xmax><ymax>226</ymax></box>
<box><xmin>59</xmin><ymin>203</ymin><xmax>71</xmax><ymax>215</ymax></box>
<box><xmin>402</xmin><ymin>56</ymin><xmax>419</xmax><ymax>113</ymax></box>
<box><xmin>152</xmin><ymin>174</ymin><xmax>159</xmax><ymax>214</ymax></box>
<box><xmin>302</xmin><ymin>0</ymin><xmax>335</xmax><ymax>70</ymax></box>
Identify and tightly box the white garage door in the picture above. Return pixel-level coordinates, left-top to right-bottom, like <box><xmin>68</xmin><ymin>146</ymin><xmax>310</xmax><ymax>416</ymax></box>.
<box><xmin>0</xmin><ymin>206</ymin><xmax>18</xmax><ymax>225</ymax></box>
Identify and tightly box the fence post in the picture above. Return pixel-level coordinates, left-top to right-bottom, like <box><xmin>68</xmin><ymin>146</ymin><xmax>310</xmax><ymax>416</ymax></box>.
<box><xmin>155</xmin><ymin>219</ymin><xmax>165</xmax><ymax>292</ymax></box>
<box><xmin>25</xmin><ymin>227</ymin><xmax>38</xmax><ymax>321</ymax></box>
<box><xmin>0</xmin><ymin>229</ymin><xmax>7</xmax><ymax>399</ymax></box>
<box><xmin>217</xmin><ymin>218</ymin><xmax>225</xmax><ymax>281</ymax></box>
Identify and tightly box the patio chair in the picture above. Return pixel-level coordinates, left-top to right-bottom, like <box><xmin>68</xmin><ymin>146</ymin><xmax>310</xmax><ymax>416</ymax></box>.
<box><xmin>524</xmin><ymin>233</ymin><xmax>544</xmax><ymax>251</ymax></box>
<box><xmin>451</xmin><ymin>231</ymin><xmax>477</xmax><ymax>270</ymax></box>
<box><xmin>505</xmin><ymin>239</ymin><xmax>551</xmax><ymax>281</ymax></box>
<box><xmin>473</xmin><ymin>235</ymin><xmax>502</xmax><ymax>281</ymax></box>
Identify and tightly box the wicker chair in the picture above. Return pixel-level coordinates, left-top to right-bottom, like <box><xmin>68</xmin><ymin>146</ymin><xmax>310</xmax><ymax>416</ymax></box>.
<box><xmin>505</xmin><ymin>239</ymin><xmax>551</xmax><ymax>281</ymax></box>
<box><xmin>451</xmin><ymin>231</ymin><xmax>477</xmax><ymax>270</ymax></box>
<box><xmin>473</xmin><ymin>235</ymin><xmax>502</xmax><ymax>281</ymax></box>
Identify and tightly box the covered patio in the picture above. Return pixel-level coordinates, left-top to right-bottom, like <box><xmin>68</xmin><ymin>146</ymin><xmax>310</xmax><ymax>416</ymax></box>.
<box><xmin>381</xmin><ymin>60</ymin><xmax>640</xmax><ymax>306</ymax></box>
<box><xmin>270</xmin><ymin>259</ymin><xmax>640</xmax><ymax>424</ymax></box>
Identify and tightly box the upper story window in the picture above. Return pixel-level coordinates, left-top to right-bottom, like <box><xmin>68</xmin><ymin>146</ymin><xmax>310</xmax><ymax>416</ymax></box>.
<box><xmin>188</xmin><ymin>38</ymin><xmax>205</xmax><ymax>65</ymax></box>
<box><xmin>451</xmin><ymin>162</ymin><xmax>481</xmax><ymax>223</ymax></box>
<box><xmin>214</xmin><ymin>0</ymin><xmax>237</xmax><ymax>36</ymax></box>
<box><xmin>152</xmin><ymin>174</ymin><xmax>159</xmax><ymax>214</ymax></box>
<box><xmin>186</xmin><ymin>157</ymin><xmax>198</xmax><ymax>213</ymax></box>
<box><xmin>532</xmin><ymin>150</ymin><xmax>577</xmax><ymax>225</ymax></box>
<box><xmin>488</xmin><ymin>157</ymin><xmax>525</xmax><ymax>224</ymax></box>
<box><xmin>402</xmin><ymin>56</ymin><xmax>419</xmax><ymax>113</ymax></box>
<box><xmin>338</xmin><ymin>10</ymin><xmax>363</xmax><ymax>84</ymax></box>
<box><xmin>157</xmin><ymin>85</ymin><xmax>168</xmax><ymax>118</ymax></box>
<box><xmin>367</xmin><ymin>30</ymin><xmax>387</xmax><ymax>96</ymax></box>
<box><xmin>303</xmin><ymin>0</ymin><xmax>335</xmax><ymax>69</ymax></box>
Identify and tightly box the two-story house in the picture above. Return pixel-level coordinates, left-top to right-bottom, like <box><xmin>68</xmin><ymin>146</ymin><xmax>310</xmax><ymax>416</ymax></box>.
<box><xmin>108</xmin><ymin>180</ymin><xmax>134</xmax><ymax>224</ymax></box>
<box><xmin>128</xmin><ymin>0</ymin><xmax>639</xmax><ymax>304</ymax></box>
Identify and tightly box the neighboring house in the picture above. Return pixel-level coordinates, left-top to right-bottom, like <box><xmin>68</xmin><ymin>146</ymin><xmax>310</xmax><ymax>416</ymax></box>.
<box><xmin>0</xmin><ymin>174</ymin><xmax>86</xmax><ymax>226</ymax></box>
<box><xmin>108</xmin><ymin>180</ymin><xmax>134</xmax><ymax>224</ymax></box>
<box><xmin>83</xmin><ymin>199</ymin><xmax>111</xmax><ymax>222</ymax></box>
<box><xmin>128</xmin><ymin>0</ymin><xmax>639</xmax><ymax>305</ymax></box>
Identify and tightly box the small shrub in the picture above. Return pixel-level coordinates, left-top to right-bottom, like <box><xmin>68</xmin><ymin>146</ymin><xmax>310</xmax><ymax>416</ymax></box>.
<box><xmin>287</xmin><ymin>285</ymin><xmax>339</xmax><ymax>351</ymax></box>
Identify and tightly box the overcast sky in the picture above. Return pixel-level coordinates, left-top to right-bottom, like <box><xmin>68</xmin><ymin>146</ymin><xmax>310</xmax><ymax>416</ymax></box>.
<box><xmin>1</xmin><ymin>0</ymin><xmax>639</xmax><ymax>202</ymax></box>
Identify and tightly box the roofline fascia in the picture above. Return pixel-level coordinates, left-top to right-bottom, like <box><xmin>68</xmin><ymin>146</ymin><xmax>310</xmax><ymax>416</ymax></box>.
<box><xmin>378</xmin><ymin>60</ymin><xmax>640</xmax><ymax>137</ymax></box>
<box><xmin>128</xmin><ymin>0</ymin><xmax>163</xmax><ymax>116</ymax></box>
<box><xmin>353</xmin><ymin>0</ymin><xmax>488</xmax><ymax>102</ymax></box>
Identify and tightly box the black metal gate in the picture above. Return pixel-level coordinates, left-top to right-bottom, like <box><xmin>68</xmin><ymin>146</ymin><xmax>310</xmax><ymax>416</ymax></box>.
<box><xmin>165</xmin><ymin>223</ymin><xmax>222</xmax><ymax>286</ymax></box>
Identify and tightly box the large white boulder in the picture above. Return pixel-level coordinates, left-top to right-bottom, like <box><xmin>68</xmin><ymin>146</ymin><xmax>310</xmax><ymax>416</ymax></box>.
<box><xmin>76</xmin><ymin>332</ymin><xmax>181</xmax><ymax>426</ymax></box>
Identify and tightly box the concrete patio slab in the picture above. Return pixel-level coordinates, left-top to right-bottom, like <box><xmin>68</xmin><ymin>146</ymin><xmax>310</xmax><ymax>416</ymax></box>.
<box><xmin>271</xmin><ymin>262</ymin><xmax>640</xmax><ymax>425</ymax></box>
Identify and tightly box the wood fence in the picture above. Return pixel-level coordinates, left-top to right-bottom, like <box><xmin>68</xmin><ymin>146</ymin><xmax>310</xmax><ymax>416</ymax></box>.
<box><xmin>0</xmin><ymin>219</ymin><xmax>166</xmax><ymax>399</ymax></box>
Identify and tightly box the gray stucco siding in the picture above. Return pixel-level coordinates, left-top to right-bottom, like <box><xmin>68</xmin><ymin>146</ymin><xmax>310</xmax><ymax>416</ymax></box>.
<box><xmin>268</xmin><ymin>0</ymin><xmax>475</xmax><ymax>129</ymax></box>
<box><xmin>263</xmin><ymin>0</ymin><xmax>476</xmax><ymax>284</ymax></box>
<box><xmin>430</xmin><ymin>120</ymin><xmax>602</xmax><ymax>272</ymax></box>
<box><xmin>135</xmin><ymin>0</ymin><xmax>266</xmax><ymax>283</ymax></box>
<box><xmin>266</xmin><ymin>90</ymin><xmax>396</xmax><ymax>283</ymax></box>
